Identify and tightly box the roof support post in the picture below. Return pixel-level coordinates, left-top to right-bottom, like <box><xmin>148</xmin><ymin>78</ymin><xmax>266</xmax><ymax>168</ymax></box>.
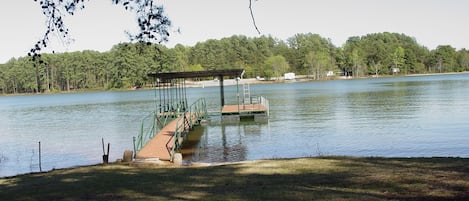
<box><xmin>219</xmin><ymin>75</ymin><xmax>225</xmax><ymax>107</ymax></box>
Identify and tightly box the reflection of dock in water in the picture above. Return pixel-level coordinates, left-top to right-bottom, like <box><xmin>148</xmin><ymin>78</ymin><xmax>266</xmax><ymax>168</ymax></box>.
<box><xmin>179</xmin><ymin>126</ymin><xmax>206</xmax><ymax>159</ymax></box>
<box><xmin>182</xmin><ymin>119</ymin><xmax>270</xmax><ymax>163</ymax></box>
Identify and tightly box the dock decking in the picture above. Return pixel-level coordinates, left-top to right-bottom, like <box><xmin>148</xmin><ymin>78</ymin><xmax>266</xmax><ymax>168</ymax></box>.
<box><xmin>221</xmin><ymin>104</ymin><xmax>268</xmax><ymax>116</ymax></box>
<box><xmin>135</xmin><ymin>113</ymin><xmax>197</xmax><ymax>160</ymax></box>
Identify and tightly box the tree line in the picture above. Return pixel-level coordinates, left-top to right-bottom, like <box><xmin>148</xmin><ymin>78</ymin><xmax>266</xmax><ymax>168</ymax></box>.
<box><xmin>1</xmin><ymin>32</ymin><xmax>469</xmax><ymax>94</ymax></box>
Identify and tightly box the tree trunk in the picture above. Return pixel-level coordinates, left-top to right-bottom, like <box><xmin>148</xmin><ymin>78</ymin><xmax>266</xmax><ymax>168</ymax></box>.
<box><xmin>66</xmin><ymin>78</ymin><xmax>70</xmax><ymax>92</ymax></box>
<box><xmin>35</xmin><ymin>63</ymin><xmax>42</xmax><ymax>93</ymax></box>
<box><xmin>45</xmin><ymin>66</ymin><xmax>50</xmax><ymax>92</ymax></box>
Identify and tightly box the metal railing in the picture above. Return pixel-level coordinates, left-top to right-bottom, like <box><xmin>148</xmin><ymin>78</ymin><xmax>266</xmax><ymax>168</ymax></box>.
<box><xmin>239</xmin><ymin>95</ymin><xmax>270</xmax><ymax>116</ymax></box>
<box><xmin>259</xmin><ymin>96</ymin><xmax>270</xmax><ymax>116</ymax></box>
<box><xmin>133</xmin><ymin>112</ymin><xmax>157</xmax><ymax>155</ymax></box>
<box><xmin>169</xmin><ymin>98</ymin><xmax>207</xmax><ymax>161</ymax></box>
<box><xmin>133</xmin><ymin>103</ymin><xmax>186</xmax><ymax>156</ymax></box>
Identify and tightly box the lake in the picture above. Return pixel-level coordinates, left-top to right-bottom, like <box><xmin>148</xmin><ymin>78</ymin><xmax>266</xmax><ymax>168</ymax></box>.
<box><xmin>1</xmin><ymin>73</ymin><xmax>469</xmax><ymax>177</ymax></box>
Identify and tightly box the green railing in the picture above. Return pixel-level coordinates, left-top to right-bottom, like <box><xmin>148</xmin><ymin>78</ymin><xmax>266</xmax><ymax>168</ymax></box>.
<box><xmin>235</xmin><ymin>95</ymin><xmax>270</xmax><ymax>116</ymax></box>
<box><xmin>169</xmin><ymin>98</ymin><xmax>207</xmax><ymax>161</ymax></box>
<box><xmin>133</xmin><ymin>98</ymin><xmax>207</xmax><ymax>161</ymax></box>
<box><xmin>133</xmin><ymin>103</ymin><xmax>185</xmax><ymax>156</ymax></box>
<box><xmin>133</xmin><ymin>112</ymin><xmax>157</xmax><ymax>155</ymax></box>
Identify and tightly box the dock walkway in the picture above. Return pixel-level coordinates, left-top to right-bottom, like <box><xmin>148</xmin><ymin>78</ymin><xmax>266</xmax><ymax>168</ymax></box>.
<box><xmin>135</xmin><ymin>112</ymin><xmax>200</xmax><ymax>161</ymax></box>
<box><xmin>134</xmin><ymin>98</ymin><xmax>207</xmax><ymax>161</ymax></box>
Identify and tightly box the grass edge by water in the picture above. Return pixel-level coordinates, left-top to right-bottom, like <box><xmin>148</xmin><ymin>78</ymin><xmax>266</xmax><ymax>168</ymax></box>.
<box><xmin>1</xmin><ymin>156</ymin><xmax>468</xmax><ymax>200</ymax></box>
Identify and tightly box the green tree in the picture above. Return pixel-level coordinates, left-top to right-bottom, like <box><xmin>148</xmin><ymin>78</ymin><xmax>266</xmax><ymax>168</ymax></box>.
<box><xmin>252</xmin><ymin>36</ymin><xmax>276</xmax><ymax>68</ymax></box>
<box><xmin>186</xmin><ymin>64</ymin><xmax>204</xmax><ymax>72</ymax></box>
<box><xmin>343</xmin><ymin>32</ymin><xmax>429</xmax><ymax>76</ymax></box>
<box><xmin>350</xmin><ymin>49</ymin><xmax>365</xmax><ymax>77</ymax></box>
<box><xmin>304</xmin><ymin>51</ymin><xmax>334</xmax><ymax>79</ymax></box>
<box><xmin>0</xmin><ymin>64</ymin><xmax>5</xmax><ymax>94</ymax></box>
<box><xmin>263</xmin><ymin>55</ymin><xmax>290</xmax><ymax>80</ymax></box>
<box><xmin>168</xmin><ymin>44</ymin><xmax>190</xmax><ymax>72</ymax></box>
<box><xmin>286</xmin><ymin>33</ymin><xmax>336</xmax><ymax>74</ymax></box>
<box><xmin>428</xmin><ymin>45</ymin><xmax>457</xmax><ymax>73</ymax></box>
<box><xmin>189</xmin><ymin>39</ymin><xmax>228</xmax><ymax>71</ymax></box>
<box><xmin>392</xmin><ymin>46</ymin><xmax>406</xmax><ymax>74</ymax></box>
<box><xmin>458</xmin><ymin>49</ymin><xmax>469</xmax><ymax>72</ymax></box>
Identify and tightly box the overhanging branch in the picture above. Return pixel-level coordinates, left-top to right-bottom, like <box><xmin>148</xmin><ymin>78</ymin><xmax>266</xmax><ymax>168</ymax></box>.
<box><xmin>249</xmin><ymin>0</ymin><xmax>261</xmax><ymax>34</ymax></box>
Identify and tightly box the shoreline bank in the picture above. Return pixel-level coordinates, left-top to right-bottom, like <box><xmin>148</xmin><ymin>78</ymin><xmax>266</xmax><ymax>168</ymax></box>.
<box><xmin>2</xmin><ymin>71</ymin><xmax>468</xmax><ymax>96</ymax></box>
<box><xmin>1</xmin><ymin>156</ymin><xmax>468</xmax><ymax>200</ymax></box>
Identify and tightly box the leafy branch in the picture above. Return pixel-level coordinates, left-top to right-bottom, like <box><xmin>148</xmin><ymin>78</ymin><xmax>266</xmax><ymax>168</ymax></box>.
<box><xmin>30</xmin><ymin>0</ymin><xmax>172</xmax><ymax>60</ymax></box>
<box><xmin>30</xmin><ymin>0</ymin><xmax>87</xmax><ymax>60</ymax></box>
<box><xmin>112</xmin><ymin>0</ymin><xmax>171</xmax><ymax>44</ymax></box>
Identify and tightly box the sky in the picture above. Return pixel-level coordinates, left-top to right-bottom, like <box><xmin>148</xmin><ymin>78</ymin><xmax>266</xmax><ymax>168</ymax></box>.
<box><xmin>1</xmin><ymin>0</ymin><xmax>469</xmax><ymax>64</ymax></box>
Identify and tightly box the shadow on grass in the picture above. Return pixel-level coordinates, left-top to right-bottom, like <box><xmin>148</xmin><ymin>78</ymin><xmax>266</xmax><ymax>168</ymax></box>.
<box><xmin>1</xmin><ymin>157</ymin><xmax>468</xmax><ymax>201</ymax></box>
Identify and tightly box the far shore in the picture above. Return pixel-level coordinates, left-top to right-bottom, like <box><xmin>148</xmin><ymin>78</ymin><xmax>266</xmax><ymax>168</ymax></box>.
<box><xmin>181</xmin><ymin>71</ymin><xmax>469</xmax><ymax>88</ymax></box>
<box><xmin>403</xmin><ymin>71</ymin><xmax>469</xmax><ymax>77</ymax></box>
<box><xmin>1</xmin><ymin>71</ymin><xmax>468</xmax><ymax>96</ymax></box>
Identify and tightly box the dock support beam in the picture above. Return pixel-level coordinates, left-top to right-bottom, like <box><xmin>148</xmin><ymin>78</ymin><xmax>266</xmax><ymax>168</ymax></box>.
<box><xmin>220</xmin><ymin>76</ymin><xmax>225</xmax><ymax>107</ymax></box>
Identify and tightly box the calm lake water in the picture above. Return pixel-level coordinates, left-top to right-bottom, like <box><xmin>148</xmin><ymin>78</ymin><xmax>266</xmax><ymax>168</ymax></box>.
<box><xmin>1</xmin><ymin>73</ymin><xmax>469</xmax><ymax>177</ymax></box>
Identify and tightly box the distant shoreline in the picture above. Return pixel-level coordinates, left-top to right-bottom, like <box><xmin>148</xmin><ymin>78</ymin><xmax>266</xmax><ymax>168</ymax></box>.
<box><xmin>1</xmin><ymin>71</ymin><xmax>468</xmax><ymax>96</ymax></box>
<box><xmin>186</xmin><ymin>71</ymin><xmax>469</xmax><ymax>88</ymax></box>
<box><xmin>403</xmin><ymin>71</ymin><xmax>469</xmax><ymax>77</ymax></box>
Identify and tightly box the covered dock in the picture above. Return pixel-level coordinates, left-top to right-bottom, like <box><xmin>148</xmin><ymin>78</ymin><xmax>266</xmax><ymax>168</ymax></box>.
<box><xmin>134</xmin><ymin>69</ymin><xmax>269</xmax><ymax>162</ymax></box>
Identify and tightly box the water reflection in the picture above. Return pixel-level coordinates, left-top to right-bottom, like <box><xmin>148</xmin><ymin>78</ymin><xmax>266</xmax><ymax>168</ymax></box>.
<box><xmin>345</xmin><ymin>89</ymin><xmax>420</xmax><ymax>121</ymax></box>
<box><xmin>183</xmin><ymin>118</ymin><xmax>271</xmax><ymax>162</ymax></box>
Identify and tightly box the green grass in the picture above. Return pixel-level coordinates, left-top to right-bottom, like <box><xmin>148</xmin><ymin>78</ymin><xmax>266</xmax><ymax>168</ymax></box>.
<box><xmin>1</xmin><ymin>157</ymin><xmax>468</xmax><ymax>200</ymax></box>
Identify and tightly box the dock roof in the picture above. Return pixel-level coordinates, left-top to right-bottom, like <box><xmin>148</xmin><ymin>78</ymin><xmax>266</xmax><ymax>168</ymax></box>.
<box><xmin>147</xmin><ymin>69</ymin><xmax>245</xmax><ymax>80</ymax></box>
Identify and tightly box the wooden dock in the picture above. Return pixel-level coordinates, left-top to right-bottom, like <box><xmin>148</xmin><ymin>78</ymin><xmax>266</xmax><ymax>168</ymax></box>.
<box><xmin>221</xmin><ymin>104</ymin><xmax>268</xmax><ymax>116</ymax></box>
<box><xmin>135</xmin><ymin>103</ymin><xmax>268</xmax><ymax>161</ymax></box>
<box><xmin>133</xmin><ymin>93</ymin><xmax>269</xmax><ymax>162</ymax></box>
<box><xmin>134</xmin><ymin>70</ymin><xmax>268</xmax><ymax>162</ymax></box>
<box><xmin>135</xmin><ymin>113</ymin><xmax>197</xmax><ymax>161</ymax></box>
<box><xmin>221</xmin><ymin>102</ymin><xmax>269</xmax><ymax>122</ymax></box>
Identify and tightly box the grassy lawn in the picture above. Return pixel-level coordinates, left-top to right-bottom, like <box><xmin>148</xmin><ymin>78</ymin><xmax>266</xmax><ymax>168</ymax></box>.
<box><xmin>1</xmin><ymin>157</ymin><xmax>468</xmax><ymax>201</ymax></box>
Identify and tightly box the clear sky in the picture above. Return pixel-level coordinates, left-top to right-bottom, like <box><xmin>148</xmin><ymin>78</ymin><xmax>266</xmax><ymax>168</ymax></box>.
<box><xmin>1</xmin><ymin>0</ymin><xmax>469</xmax><ymax>64</ymax></box>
